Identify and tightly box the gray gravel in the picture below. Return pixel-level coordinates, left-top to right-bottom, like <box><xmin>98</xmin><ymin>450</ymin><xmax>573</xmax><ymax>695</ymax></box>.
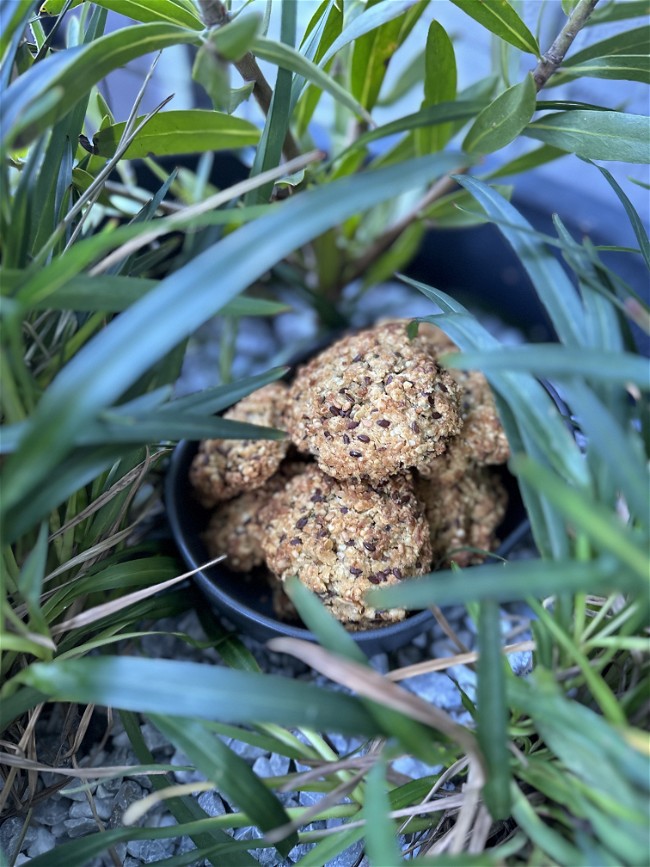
<box><xmin>2</xmin><ymin>284</ymin><xmax>535</xmax><ymax>866</ymax></box>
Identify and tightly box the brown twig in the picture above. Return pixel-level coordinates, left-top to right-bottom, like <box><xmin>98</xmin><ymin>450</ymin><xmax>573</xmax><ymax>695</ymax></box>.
<box><xmin>197</xmin><ymin>0</ymin><xmax>301</xmax><ymax>160</ymax></box>
<box><xmin>532</xmin><ymin>0</ymin><xmax>601</xmax><ymax>91</ymax></box>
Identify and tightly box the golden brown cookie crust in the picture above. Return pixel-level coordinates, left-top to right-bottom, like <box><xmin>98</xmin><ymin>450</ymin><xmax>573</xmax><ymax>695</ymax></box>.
<box><xmin>259</xmin><ymin>464</ymin><xmax>432</xmax><ymax>628</ymax></box>
<box><xmin>202</xmin><ymin>460</ymin><xmax>306</xmax><ymax>573</ymax></box>
<box><xmin>415</xmin><ymin>467</ymin><xmax>507</xmax><ymax>568</ymax></box>
<box><xmin>189</xmin><ymin>382</ymin><xmax>289</xmax><ymax>507</ymax></box>
<box><xmin>413</xmin><ymin>323</ymin><xmax>510</xmax><ymax>470</ymax></box>
<box><xmin>284</xmin><ymin>321</ymin><xmax>462</xmax><ymax>483</ymax></box>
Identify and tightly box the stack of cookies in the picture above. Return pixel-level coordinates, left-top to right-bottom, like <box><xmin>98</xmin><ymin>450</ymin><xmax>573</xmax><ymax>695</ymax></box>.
<box><xmin>188</xmin><ymin>320</ymin><xmax>510</xmax><ymax>630</ymax></box>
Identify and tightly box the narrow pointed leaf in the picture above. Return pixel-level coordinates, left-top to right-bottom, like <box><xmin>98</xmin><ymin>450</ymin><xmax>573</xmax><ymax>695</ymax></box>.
<box><xmin>586</xmin><ymin>160</ymin><xmax>650</xmax><ymax>270</ymax></box>
<box><xmin>319</xmin><ymin>0</ymin><xmax>419</xmax><ymax>66</ymax></box>
<box><xmin>449</xmin><ymin>0</ymin><xmax>540</xmax><ymax>56</ymax></box>
<box><xmin>363</xmin><ymin>759</ymin><xmax>402</xmax><ymax>867</ymax></box>
<box><xmin>445</xmin><ymin>345</ymin><xmax>649</xmax><ymax>387</ymax></box>
<box><xmin>453</xmin><ymin>177</ymin><xmax>586</xmax><ymax>346</ymax></box>
<box><xmin>22</xmin><ymin>656</ymin><xmax>381</xmax><ymax>734</ymax></box>
<box><xmin>365</xmin><ymin>557</ymin><xmax>634</xmax><ymax>610</ymax></box>
<box><xmin>463</xmin><ymin>73</ymin><xmax>536</xmax><ymax>154</ymax></box>
<box><xmin>90</xmin><ymin>110</ymin><xmax>260</xmax><ymax>159</ymax></box>
<box><xmin>64</xmin><ymin>0</ymin><xmax>203</xmax><ymax>28</ymax></box>
<box><xmin>553</xmin><ymin>54</ymin><xmax>650</xmax><ymax>85</ymax></box>
<box><xmin>524</xmin><ymin>110</ymin><xmax>650</xmax><ymax>163</ymax></box>
<box><xmin>477</xmin><ymin>600</ymin><xmax>511</xmax><ymax>819</ymax></box>
<box><xmin>416</xmin><ymin>20</ymin><xmax>457</xmax><ymax>154</ymax></box>
<box><xmin>563</xmin><ymin>25</ymin><xmax>650</xmax><ymax>65</ymax></box>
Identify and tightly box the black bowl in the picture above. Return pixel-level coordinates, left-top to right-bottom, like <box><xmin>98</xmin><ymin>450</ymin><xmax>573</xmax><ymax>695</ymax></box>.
<box><xmin>165</xmin><ymin>436</ymin><xmax>529</xmax><ymax>655</ymax></box>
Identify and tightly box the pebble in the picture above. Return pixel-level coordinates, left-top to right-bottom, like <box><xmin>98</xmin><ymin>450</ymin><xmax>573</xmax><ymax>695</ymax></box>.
<box><xmin>127</xmin><ymin>838</ymin><xmax>176</xmax><ymax>863</ymax></box>
<box><xmin>253</xmin><ymin>753</ymin><xmax>290</xmax><ymax>779</ymax></box>
<box><xmin>197</xmin><ymin>790</ymin><xmax>226</xmax><ymax>817</ymax></box>
<box><xmin>26</xmin><ymin>827</ymin><xmax>56</xmax><ymax>858</ymax></box>
<box><xmin>62</xmin><ymin>817</ymin><xmax>98</xmax><ymax>838</ymax></box>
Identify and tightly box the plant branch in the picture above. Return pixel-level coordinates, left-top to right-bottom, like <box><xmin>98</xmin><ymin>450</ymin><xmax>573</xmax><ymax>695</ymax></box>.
<box><xmin>532</xmin><ymin>0</ymin><xmax>600</xmax><ymax>91</ymax></box>
<box><xmin>197</xmin><ymin>0</ymin><xmax>300</xmax><ymax>160</ymax></box>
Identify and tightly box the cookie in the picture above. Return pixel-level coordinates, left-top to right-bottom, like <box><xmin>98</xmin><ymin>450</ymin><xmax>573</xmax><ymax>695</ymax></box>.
<box><xmin>415</xmin><ymin>466</ymin><xmax>507</xmax><ymax>568</ymax></box>
<box><xmin>284</xmin><ymin>321</ymin><xmax>462</xmax><ymax>483</ymax></box>
<box><xmin>202</xmin><ymin>460</ymin><xmax>306</xmax><ymax>573</ymax></box>
<box><xmin>189</xmin><ymin>382</ymin><xmax>289</xmax><ymax>507</ymax></box>
<box><xmin>259</xmin><ymin>464</ymin><xmax>432</xmax><ymax>628</ymax></box>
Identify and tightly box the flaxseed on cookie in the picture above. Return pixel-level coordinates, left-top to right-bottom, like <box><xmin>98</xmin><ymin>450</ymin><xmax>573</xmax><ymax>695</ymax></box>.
<box><xmin>284</xmin><ymin>321</ymin><xmax>462</xmax><ymax>483</ymax></box>
<box><xmin>415</xmin><ymin>467</ymin><xmax>507</xmax><ymax>568</ymax></box>
<box><xmin>189</xmin><ymin>382</ymin><xmax>289</xmax><ymax>507</ymax></box>
<box><xmin>202</xmin><ymin>460</ymin><xmax>306</xmax><ymax>573</ymax></box>
<box><xmin>413</xmin><ymin>322</ymin><xmax>510</xmax><ymax>475</ymax></box>
<box><xmin>258</xmin><ymin>464</ymin><xmax>432</xmax><ymax>628</ymax></box>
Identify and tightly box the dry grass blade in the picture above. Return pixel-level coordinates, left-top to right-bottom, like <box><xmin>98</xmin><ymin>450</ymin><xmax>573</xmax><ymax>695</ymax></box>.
<box><xmin>278</xmin><ymin>755</ymin><xmax>376</xmax><ymax>791</ymax></box>
<box><xmin>0</xmin><ymin>705</ymin><xmax>44</xmax><ymax>814</ymax></box>
<box><xmin>0</xmin><ymin>752</ymin><xmax>175</xmax><ymax>778</ymax></box>
<box><xmin>49</xmin><ymin>556</ymin><xmax>225</xmax><ymax>636</ymax></box>
<box><xmin>267</xmin><ymin>638</ymin><xmax>482</xmax><ymax>765</ymax></box>
<box><xmin>49</xmin><ymin>452</ymin><xmax>162</xmax><ymax>541</ymax></box>
<box><xmin>122</xmin><ymin>781</ymin><xmax>216</xmax><ymax>825</ymax></box>
<box><xmin>448</xmin><ymin>757</ymin><xmax>483</xmax><ymax>854</ymax></box>
<box><xmin>90</xmin><ymin>149</ymin><xmax>325</xmax><ymax>275</ymax></box>
<box><xmin>387</xmin><ymin>640</ymin><xmax>536</xmax><ymax>682</ymax></box>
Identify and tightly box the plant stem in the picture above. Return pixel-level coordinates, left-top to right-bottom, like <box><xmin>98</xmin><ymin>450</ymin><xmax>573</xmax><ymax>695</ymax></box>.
<box><xmin>197</xmin><ymin>0</ymin><xmax>301</xmax><ymax>160</ymax></box>
<box><xmin>532</xmin><ymin>0</ymin><xmax>600</xmax><ymax>91</ymax></box>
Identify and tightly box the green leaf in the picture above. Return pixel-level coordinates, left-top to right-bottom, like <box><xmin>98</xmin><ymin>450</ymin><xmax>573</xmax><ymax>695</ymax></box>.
<box><xmin>585</xmin><ymin>159</ymin><xmax>650</xmax><ymax>270</ymax></box>
<box><xmin>22</xmin><ymin>656</ymin><xmax>381</xmax><ymax>734</ymax></box>
<box><xmin>587</xmin><ymin>0</ymin><xmax>649</xmax><ymax>25</ymax></box>
<box><xmin>552</xmin><ymin>54</ymin><xmax>650</xmax><ymax>85</ymax></box>
<box><xmin>477</xmin><ymin>600</ymin><xmax>511</xmax><ymax>819</ymax></box>
<box><xmin>564</xmin><ymin>24</ymin><xmax>650</xmax><ymax>65</ymax></box>
<box><xmin>246</xmin><ymin>2</ymin><xmax>296</xmax><ymax>205</ymax></box>
<box><xmin>292</xmin><ymin>0</ymin><xmax>342</xmax><ymax>135</ymax></box>
<box><xmin>512</xmin><ymin>455</ymin><xmax>649</xmax><ymax>579</ymax></box>
<box><xmin>363</xmin><ymin>758</ymin><xmax>402</xmax><ymax>867</ymax></box>
<box><xmin>445</xmin><ymin>345</ymin><xmax>650</xmax><ymax>387</ymax></box>
<box><xmin>2</xmin><ymin>152</ymin><xmax>470</xmax><ymax>535</ymax></box>
<box><xmin>17</xmin><ymin>523</ymin><xmax>49</xmax><ymax>632</ymax></box>
<box><xmin>0</xmin><ymin>23</ymin><xmax>201</xmax><ymax>150</ymax></box>
<box><xmin>416</xmin><ymin>20</ymin><xmax>457</xmax><ymax>154</ymax></box>
<box><xmin>17</xmin><ymin>273</ymin><xmax>288</xmax><ymax>315</ymax></box>
<box><xmin>192</xmin><ymin>39</ymin><xmax>231</xmax><ymax>113</ymax></box>
<box><xmin>152</xmin><ymin>715</ymin><xmax>298</xmax><ymax>857</ymax></box>
<box><xmin>90</xmin><ymin>110</ymin><xmax>260</xmax><ymax>159</ymax></box>
<box><xmin>453</xmin><ymin>177</ymin><xmax>586</xmax><ymax>347</ymax></box>
<box><xmin>207</xmin><ymin>11</ymin><xmax>263</xmax><ymax>61</ymax></box>
<box><xmin>525</xmin><ymin>110</ymin><xmax>650</xmax><ymax>163</ymax></box>
<box><xmin>463</xmin><ymin>73</ymin><xmax>536</xmax><ymax>154</ymax></box>
<box><xmin>319</xmin><ymin>0</ymin><xmax>420</xmax><ymax>67</ymax></box>
<box><xmin>70</xmin><ymin>0</ymin><xmax>203</xmax><ymax>28</ymax></box>
<box><xmin>350</xmin><ymin>0</ymin><xmax>414</xmax><ymax>111</ymax></box>
<box><xmin>252</xmin><ymin>35</ymin><xmax>372</xmax><ymax>124</ymax></box>
<box><xmin>449</xmin><ymin>0</ymin><xmax>540</xmax><ymax>56</ymax></box>
<box><xmin>365</xmin><ymin>556</ymin><xmax>635</xmax><ymax>611</ymax></box>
